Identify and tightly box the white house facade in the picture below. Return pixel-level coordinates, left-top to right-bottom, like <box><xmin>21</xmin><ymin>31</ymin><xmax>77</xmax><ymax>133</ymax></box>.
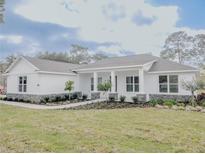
<box><xmin>4</xmin><ymin>54</ymin><xmax>199</xmax><ymax>102</ymax></box>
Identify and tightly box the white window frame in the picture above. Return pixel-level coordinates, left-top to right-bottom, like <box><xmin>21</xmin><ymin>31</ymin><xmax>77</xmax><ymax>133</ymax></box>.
<box><xmin>158</xmin><ymin>75</ymin><xmax>179</xmax><ymax>94</ymax></box>
<box><xmin>18</xmin><ymin>76</ymin><xmax>27</xmax><ymax>92</ymax></box>
<box><xmin>91</xmin><ymin>77</ymin><xmax>94</xmax><ymax>91</ymax></box>
<box><xmin>159</xmin><ymin>75</ymin><xmax>168</xmax><ymax>93</ymax></box>
<box><xmin>169</xmin><ymin>75</ymin><xmax>179</xmax><ymax>93</ymax></box>
<box><xmin>126</xmin><ymin>76</ymin><xmax>139</xmax><ymax>92</ymax></box>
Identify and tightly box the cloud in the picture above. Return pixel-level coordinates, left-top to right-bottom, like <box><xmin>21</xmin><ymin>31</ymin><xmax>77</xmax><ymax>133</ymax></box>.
<box><xmin>13</xmin><ymin>0</ymin><xmax>205</xmax><ymax>56</ymax></box>
<box><xmin>0</xmin><ymin>35</ymin><xmax>23</xmax><ymax>44</ymax></box>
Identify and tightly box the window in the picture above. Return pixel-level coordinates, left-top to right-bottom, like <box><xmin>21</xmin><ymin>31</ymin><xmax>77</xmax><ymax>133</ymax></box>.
<box><xmin>115</xmin><ymin>76</ymin><xmax>117</xmax><ymax>92</ymax></box>
<box><xmin>159</xmin><ymin>75</ymin><xmax>168</xmax><ymax>92</ymax></box>
<box><xmin>19</xmin><ymin>76</ymin><xmax>27</xmax><ymax>92</ymax></box>
<box><xmin>126</xmin><ymin>76</ymin><xmax>139</xmax><ymax>92</ymax></box>
<box><xmin>91</xmin><ymin>77</ymin><xmax>94</xmax><ymax>91</ymax></box>
<box><xmin>159</xmin><ymin>75</ymin><xmax>178</xmax><ymax>93</ymax></box>
<box><xmin>134</xmin><ymin>76</ymin><xmax>139</xmax><ymax>92</ymax></box>
<box><xmin>169</xmin><ymin>75</ymin><xmax>178</xmax><ymax>93</ymax></box>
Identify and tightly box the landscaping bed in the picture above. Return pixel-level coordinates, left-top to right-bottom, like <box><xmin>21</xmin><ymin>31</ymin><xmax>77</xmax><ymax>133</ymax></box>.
<box><xmin>67</xmin><ymin>101</ymin><xmax>149</xmax><ymax>110</ymax></box>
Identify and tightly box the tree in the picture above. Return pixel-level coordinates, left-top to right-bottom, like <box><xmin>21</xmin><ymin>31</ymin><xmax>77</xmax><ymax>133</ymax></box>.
<box><xmin>91</xmin><ymin>53</ymin><xmax>108</xmax><ymax>62</ymax></box>
<box><xmin>192</xmin><ymin>34</ymin><xmax>205</xmax><ymax>68</ymax></box>
<box><xmin>160</xmin><ymin>31</ymin><xmax>193</xmax><ymax>64</ymax></box>
<box><xmin>181</xmin><ymin>79</ymin><xmax>205</xmax><ymax>106</ymax></box>
<box><xmin>37</xmin><ymin>51</ymin><xmax>69</xmax><ymax>62</ymax></box>
<box><xmin>64</xmin><ymin>80</ymin><xmax>74</xmax><ymax>93</ymax></box>
<box><xmin>69</xmin><ymin>44</ymin><xmax>91</xmax><ymax>64</ymax></box>
<box><xmin>97</xmin><ymin>81</ymin><xmax>111</xmax><ymax>102</ymax></box>
<box><xmin>0</xmin><ymin>0</ymin><xmax>5</xmax><ymax>23</ymax></box>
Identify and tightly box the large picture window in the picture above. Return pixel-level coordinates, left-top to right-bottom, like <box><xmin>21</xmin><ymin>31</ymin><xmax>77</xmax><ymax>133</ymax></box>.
<box><xmin>126</xmin><ymin>76</ymin><xmax>139</xmax><ymax>92</ymax></box>
<box><xmin>159</xmin><ymin>75</ymin><xmax>178</xmax><ymax>93</ymax></box>
<box><xmin>19</xmin><ymin>76</ymin><xmax>27</xmax><ymax>92</ymax></box>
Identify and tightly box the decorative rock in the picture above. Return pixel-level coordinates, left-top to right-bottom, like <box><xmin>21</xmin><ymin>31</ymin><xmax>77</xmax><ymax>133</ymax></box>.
<box><xmin>163</xmin><ymin>105</ymin><xmax>169</xmax><ymax>109</ymax></box>
<box><xmin>201</xmin><ymin>109</ymin><xmax>205</xmax><ymax>113</ymax></box>
<box><xmin>155</xmin><ymin>104</ymin><xmax>164</xmax><ymax>109</ymax></box>
<box><xmin>172</xmin><ymin>105</ymin><xmax>178</xmax><ymax>110</ymax></box>
<box><xmin>177</xmin><ymin>106</ymin><xmax>185</xmax><ymax>110</ymax></box>
<box><xmin>195</xmin><ymin>106</ymin><xmax>203</xmax><ymax>112</ymax></box>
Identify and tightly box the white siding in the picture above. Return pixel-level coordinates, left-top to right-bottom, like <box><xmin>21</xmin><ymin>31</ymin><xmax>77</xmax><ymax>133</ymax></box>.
<box><xmin>6</xmin><ymin>59</ymin><xmax>40</xmax><ymax>94</ymax></box>
<box><xmin>38</xmin><ymin>73</ymin><xmax>78</xmax><ymax>94</ymax></box>
<box><xmin>144</xmin><ymin>72</ymin><xmax>197</xmax><ymax>95</ymax></box>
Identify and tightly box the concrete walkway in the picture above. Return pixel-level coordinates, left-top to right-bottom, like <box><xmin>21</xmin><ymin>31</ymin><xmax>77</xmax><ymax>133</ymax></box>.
<box><xmin>0</xmin><ymin>99</ymin><xmax>105</xmax><ymax>110</ymax></box>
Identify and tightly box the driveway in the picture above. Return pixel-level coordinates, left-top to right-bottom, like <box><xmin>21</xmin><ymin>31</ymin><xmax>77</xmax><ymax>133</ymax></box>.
<box><xmin>0</xmin><ymin>99</ymin><xmax>105</xmax><ymax>110</ymax></box>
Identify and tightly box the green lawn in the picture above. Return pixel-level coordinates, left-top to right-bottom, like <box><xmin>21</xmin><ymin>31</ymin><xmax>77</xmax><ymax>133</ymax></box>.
<box><xmin>0</xmin><ymin>104</ymin><xmax>205</xmax><ymax>152</ymax></box>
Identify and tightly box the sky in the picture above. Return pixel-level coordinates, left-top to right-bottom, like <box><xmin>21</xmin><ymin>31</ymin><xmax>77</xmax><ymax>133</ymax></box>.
<box><xmin>0</xmin><ymin>0</ymin><xmax>205</xmax><ymax>59</ymax></box>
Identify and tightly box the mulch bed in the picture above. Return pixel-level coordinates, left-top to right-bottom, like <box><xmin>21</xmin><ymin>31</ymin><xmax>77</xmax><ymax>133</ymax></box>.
<box><xmin>67</xmin><ymin>101</ymin><xmax>150</xmax><ymax>110</ymax></box>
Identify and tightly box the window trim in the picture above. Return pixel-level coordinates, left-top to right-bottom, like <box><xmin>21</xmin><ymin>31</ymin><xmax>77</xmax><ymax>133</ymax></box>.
<box><xmin>126</xmin><ymin>76</ymin><xmax>139</xmax><ymax>92</ymax></box>
<box><xmin>18</xmin><ymin>76</ymin><xmax>27</xmax><ymax>93</ymax></box>
<box><xmin>158</xmin><ymin>75</ymin><xmax>179</xmax><ymax>94</ymax></box>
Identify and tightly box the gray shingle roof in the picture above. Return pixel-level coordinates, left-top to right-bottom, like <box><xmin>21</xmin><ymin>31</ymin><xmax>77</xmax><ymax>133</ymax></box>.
<box><xmin>24</xmin><ymin>56</ymin><xmax>79</xmax><ymax>74</ymax></box>
<box><xmin>75</xmin><ymin>54</ymin><xmax>157</xmax><ymax>70</ymax></box>
<box><xmin>148</xmin><ymin>58</ymin><xmax>197</xmax><ymax>72</ymax></box>
<box><xmin>23</xmin><ymin>54</ymin><xmax>197</xmax><ymax>73</ymax></box>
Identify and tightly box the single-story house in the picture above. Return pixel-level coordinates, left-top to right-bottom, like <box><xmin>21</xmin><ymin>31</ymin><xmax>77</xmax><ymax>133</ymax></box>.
<box><xmin>4</xmin><ymin>54</ymin><xmax>199</xmax><ymax>102</ymax></box>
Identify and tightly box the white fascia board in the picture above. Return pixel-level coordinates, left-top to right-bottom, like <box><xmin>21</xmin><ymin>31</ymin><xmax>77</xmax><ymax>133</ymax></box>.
<box><xmin>4</xmin><ymin>57</ymin><xmax>21</xmax><ymax>73</ymax></box>
<box><xmin>36</xmin><ymin>71</ymin><xmax>77</xmax><ymax>76</ymax></box>
<box><xmin>74</xmin><ymin>65</ymin><xmax>144</xmax><ymax>72</ymax></box>
<box><xmin>5</xmin><ymin>56</ymin><xmax>40</xmax><ymax>73</ymax></box>
<box><xmin>148</xmin><ymin>70</ymin><xmax>199</xmax><ymax>74</ymax></box>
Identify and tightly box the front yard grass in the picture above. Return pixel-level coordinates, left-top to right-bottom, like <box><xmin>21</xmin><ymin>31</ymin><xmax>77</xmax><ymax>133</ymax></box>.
<box><xmin>0</xmin><ymin>104</ymin><xmax>205</xmax><ymax>152</ymax></box>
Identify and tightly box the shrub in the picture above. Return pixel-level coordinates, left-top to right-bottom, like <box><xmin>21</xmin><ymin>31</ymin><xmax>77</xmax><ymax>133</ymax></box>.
<box><xmin>82</xmin><ymin>94</ymin><xmax>88</xmax><ymax>101</ymax></box>
<box><xmin>40</xmin><ymin>98</ymin><xmax>46</xmax><ymax>104</ymax></box>
<box><xmin>44</xmin><ymin>97</ymin><xmax>49</xmax><ymax>103</ymax></box>
<box><xmin>71</xmin><ymin>93</ymin><xmax>78</xmax><ymax>100</ymax></box>
<box><xmin>164</xmin><ymin>101</ymin><xmax>173</xmax><ymax>108</ymax></box>
<box><xmin>7</xmin><ymin>98</ymin><xmax>13</xmax><ymax>101</ymax></box>
<box><xmin>64</xmin><ymin>94</ymin><xmax>70</xmax><ymax>100</ymax></box>
<box><xmin>61</xmin><ymin>96</ymin><xmax>66</xmax><ymax>101</ymax></box>
<box><xmin>201</xmin><ymin>101</ymin><xmax>205</xmax><ymax>107</ymax></box>
<box><xmin>149</xmin><ymin>99</ymin><xmax>158</xmax><ymax>106</ymax></box>
<box><xmin>55</xmin><ymin>96</ymin><xmax>61</xmax><ymax>102</ymax></box>
<box><xmin>14</xmin><ymin>98</ymin><xmax>19</xmax><ymax>102</ymax></box>
<box><xmin>132</xmin><ymin>96</ymin><xmax>138</xmax><ymax>103</ymax></box>
<box><xmin>176</xmin><ymin>103</ymin><xmax>185</xmax><ymax>107</ymax></box>
<box><xmin>3</xmin><ymin>97</ymin><xmax>7</xmax><ymax>101</ymax></box>
<box><xmin>25</xmin><ymin>100</ymin><xmax>31</xmax><ymax>103</ymax></box>
<box><xmin>120</xmin><ymin>95</ymin><xmax>126</xmax><ymax>103</ymax></box>
<box><xmin>157</xmin><ymin>99</ymin><xmax>164</xmax><ymax>105</ymax></box>
<box><xmin>109</xmin><ymin>96</ymin><xmax>115</xmax><ymax>102</ymax></box>
<box><xmin>19</xmin><ymin>99</ymin><xmax>24</xmax><ymax>102</ymax></box>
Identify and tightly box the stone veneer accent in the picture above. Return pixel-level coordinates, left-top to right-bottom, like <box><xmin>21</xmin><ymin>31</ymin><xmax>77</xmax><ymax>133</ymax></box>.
<box><xmin>91</xmin><ymin>92</ymin><xmax>100</xmax><ymax>100</ymax></box>
<box><xmin>108</xmin><ymin>93</ymin><xmax>118</xmax><ymax>100</ymax></box>
<box><xmin>136</xmin><ymin>94</ymin><xmax>146</xmax><ymax>102</ymax></box>
<box><xmin>149</xmin><ymin>94</ymin><xmax>192</xmax><ymax>102</ymax></box>
<box><xmin>7</xmin><ymin>91</ymin><xmax>82</xmax><ymax>103</ymax></box>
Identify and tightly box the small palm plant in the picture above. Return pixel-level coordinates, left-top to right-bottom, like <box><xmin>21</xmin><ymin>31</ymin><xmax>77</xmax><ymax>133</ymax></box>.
<box><xmin>97</xmin><ymin>81</ymin><xmax>111</xmax><ymax>102</ymax></box>
<box><xmin>64</xmin><ymin>80</ymin><xmax>74</xmax><ymax>100</ymax></box>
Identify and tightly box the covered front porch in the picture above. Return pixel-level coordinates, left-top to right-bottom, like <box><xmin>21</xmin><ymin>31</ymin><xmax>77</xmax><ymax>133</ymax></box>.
<box><xmin>78</xmin><ymin>68</ymin><xmax>146</xmax><ymax>102</ymax></box>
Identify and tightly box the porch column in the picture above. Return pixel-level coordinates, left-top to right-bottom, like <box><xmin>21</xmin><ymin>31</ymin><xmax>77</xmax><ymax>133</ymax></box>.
<box><xmin>139</xmin><ymin>69</ymin><xmax>144</xmax><ymax>93</ymax></box>
<box><xmin>111</xmin><ymin>71</ymin><xmax>115</xmax><ymax>92</ymax></box>
<box><xmin>93</xmin><ymin>72</ymin><xmax>98</xmax><ymax>92</ymax></box>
